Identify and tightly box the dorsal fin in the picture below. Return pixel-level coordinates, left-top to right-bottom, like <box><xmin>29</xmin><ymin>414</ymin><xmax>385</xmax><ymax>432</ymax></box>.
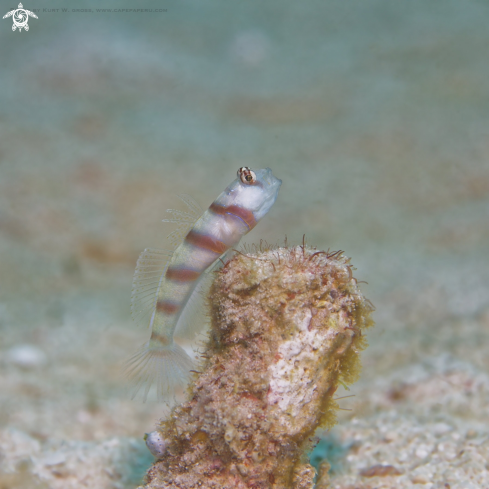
<box><xmin>162</xmin><ymin>193</ymin><xmax>202</xmax><ymax>247</ymax></box>
<box><xmin>131</xmin><ymin>195</ymin><xmax>203</xmax><ymax>329</ymax></box>
<box><xmin>131</xmin><ymin>248</ymin><xmax>173</xmax><ymax>328</ymax></box>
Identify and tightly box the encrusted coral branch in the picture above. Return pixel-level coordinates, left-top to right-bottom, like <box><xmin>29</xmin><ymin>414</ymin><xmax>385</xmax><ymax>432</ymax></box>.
<box><xmin>139</xmin><ymin>244</ymin><xmax>374</xmax><ymax>489</ymax></box>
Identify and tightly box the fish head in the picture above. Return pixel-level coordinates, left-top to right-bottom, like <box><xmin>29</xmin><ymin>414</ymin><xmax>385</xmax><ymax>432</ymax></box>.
<box><xmin>219</xmin><ymin>167</ymin><xmax>282</xmax><ymax>223</ymax></box>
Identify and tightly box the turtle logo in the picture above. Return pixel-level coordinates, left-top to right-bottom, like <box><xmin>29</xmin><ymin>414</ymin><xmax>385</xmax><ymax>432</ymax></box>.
<box><xmin>3</xmin><ymin>3</ymin><xmax>38</xmax><ymax>32</ymax></box>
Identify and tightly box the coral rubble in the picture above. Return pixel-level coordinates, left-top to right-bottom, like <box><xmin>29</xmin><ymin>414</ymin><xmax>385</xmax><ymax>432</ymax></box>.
<box><xmin>139</xmin><ymin>244</ymin><xmax>374</xmax><ymax>489</ymax></box>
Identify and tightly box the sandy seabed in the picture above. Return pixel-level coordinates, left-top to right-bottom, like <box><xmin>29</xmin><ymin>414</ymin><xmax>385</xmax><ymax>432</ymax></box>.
<box><xmin>2</xmin><ymin>0</ymin><xmax>489</xmax><ymax>487</ymax></box>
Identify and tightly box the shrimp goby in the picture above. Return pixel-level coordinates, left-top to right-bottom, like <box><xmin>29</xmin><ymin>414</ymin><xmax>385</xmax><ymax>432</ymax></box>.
<box><xmin>126</xmin><ymin>167</ymin><xmax>282</xmax><ymax>400</ymax></box>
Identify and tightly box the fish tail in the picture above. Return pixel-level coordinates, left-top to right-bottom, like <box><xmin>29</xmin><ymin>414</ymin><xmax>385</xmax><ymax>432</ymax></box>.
<box><xmin>124</xmin><ymin>341</ymin><xmax>194</xmax><ymax>401</ymax></box>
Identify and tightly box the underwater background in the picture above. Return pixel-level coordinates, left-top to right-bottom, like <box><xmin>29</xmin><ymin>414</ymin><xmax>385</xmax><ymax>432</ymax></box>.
<box><xmin>1</xmin><ymin>0</ymin><xmax>488</xmax><ymax>487</ymax></box>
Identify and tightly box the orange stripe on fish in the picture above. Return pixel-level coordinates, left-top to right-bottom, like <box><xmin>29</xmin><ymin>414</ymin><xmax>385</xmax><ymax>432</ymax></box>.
<box><xmin>150</xmin><ymin>331</ymin><xmax>172</xmax><ymax>344</ymax></box>
<box><xmin>156</xmin><ymin>300</ymin><xmax>180</xmax><ymax>314</ymax></box>
<box><xmin>165</xmin><ymin>267</ymin><xmax>201</xmax><ymax>282</ymax></box>
<box><xmin>209</xmin><ymin>203</ymin><xmax>257</xmax><ymax>230</ymax></box>
<box><xmin>185</xmin><ymin>229</ymin><xmax>228</xmax><ymax>254</ymax></box>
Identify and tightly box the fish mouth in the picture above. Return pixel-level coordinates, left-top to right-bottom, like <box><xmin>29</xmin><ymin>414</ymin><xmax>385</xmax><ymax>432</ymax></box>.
<box><xmin>263</xmin><ymin>168</ymin><xmax>282</xmax><ymax>189</ymax></box>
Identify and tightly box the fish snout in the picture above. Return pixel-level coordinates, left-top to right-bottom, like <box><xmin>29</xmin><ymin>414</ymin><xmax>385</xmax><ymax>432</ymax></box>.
<box><xmin>264</xmin><ymin>168</ymin><xmax>282</xmax><ymax>188</ymax></box>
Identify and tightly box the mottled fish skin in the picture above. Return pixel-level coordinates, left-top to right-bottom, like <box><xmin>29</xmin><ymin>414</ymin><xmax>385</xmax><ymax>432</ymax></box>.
<box><xmin>127</xmin><ymin>167</ymin><xmax>282</xmax><ymax>400</ymax></box>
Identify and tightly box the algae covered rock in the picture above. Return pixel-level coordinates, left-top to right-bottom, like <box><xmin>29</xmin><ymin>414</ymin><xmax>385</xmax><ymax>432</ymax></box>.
<box><xmin>140</xmin><ymin>244</ymin><xmax>374</xmax><ymax>489</ymax></box>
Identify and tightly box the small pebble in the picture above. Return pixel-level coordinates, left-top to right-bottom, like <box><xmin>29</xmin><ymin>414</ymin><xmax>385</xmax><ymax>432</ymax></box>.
<box><xmin>433</xmin><ymin>423</ymin><xmax>452</xmax><ymax>436</ymax></box>
<box><xmin>76</xmin><ymin>410</ymin><xmax>92</xmax><ymax>424</ymax></box>
<box><xmin>41</xmin><ymin>452</ymin><xmax>66</xmax><ymax>466</ymax></box>
<box><xmin>415</xmin><ymin>445</ymin><xmax>432</xmax><ymax>458</ymax></box>
<box><xmin>465</xmin><ymin>429</ymin><xmax>477</xmax><ymax>439</ymax></box>
<box><xmin>412</xmin><ymin>475</ymin><xmax>429</xmax><ymax>484</ymax></box>
<box><xmin>5</xmin><ymin>344</ymin><xmax>47</xmax><ymax>368</ymax></box>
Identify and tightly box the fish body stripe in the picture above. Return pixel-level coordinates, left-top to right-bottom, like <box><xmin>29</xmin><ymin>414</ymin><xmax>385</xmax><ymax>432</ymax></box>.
<box><xmin>185</xmin><ymin>229</ymin><xmax>228</xmax><ymax>254</ymax></box>
<box><xmin>156</xmin><ymin>300</ymin><xmax>180</xmax><ymax>315</ymax></box>
<box><xmin>165</xmin><ymin>267</ymin><xmax>201</xmax><ymax>282</ymax></box>
<box><xmin>209</xmin><ymin>203</ymin><xmax>257</xmax><ymax>230</ymax></box>
<box><xmin>150</xmin><ymin>331</ymin><xmax>172</xmax><ymax>345</ymax></box>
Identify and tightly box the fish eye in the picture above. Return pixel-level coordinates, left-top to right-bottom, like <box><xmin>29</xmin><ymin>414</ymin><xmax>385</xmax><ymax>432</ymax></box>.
<box><xmin>237</xmin><ymin>167</ymin><xmax>257</xmax><ymax>185</ymax></box>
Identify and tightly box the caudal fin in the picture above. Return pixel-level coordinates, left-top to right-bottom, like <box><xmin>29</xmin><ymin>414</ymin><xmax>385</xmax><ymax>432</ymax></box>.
<box><xmin>124</xmin><ymin>342</ymin><xmax>194</xmax><ymax>401</ymax></box>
